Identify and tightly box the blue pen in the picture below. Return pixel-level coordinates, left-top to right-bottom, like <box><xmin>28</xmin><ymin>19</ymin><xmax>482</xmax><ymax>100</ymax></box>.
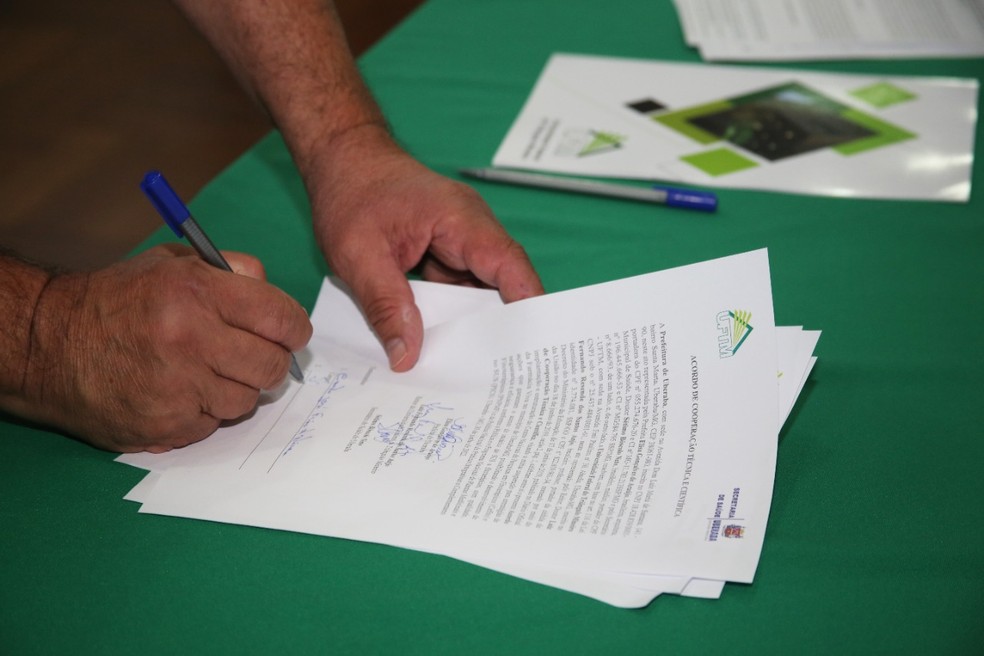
<box><xmin>460</xmin><ymin>167</ymin><xmax>718</xmax><ymax>212</ymax></box>
<box><xmin>140</xmin><ymin>170</ymin><xmax>304</xmax><ymax>383</ymax></box>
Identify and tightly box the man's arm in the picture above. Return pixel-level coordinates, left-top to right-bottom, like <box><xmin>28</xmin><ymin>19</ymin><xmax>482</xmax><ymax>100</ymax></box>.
<box><xmin>0</xmin><ymin>247</ymin><xmax>312</xmax><ymax>452</ymax></box>
<box><xmin>0</xmin><ymin>252</ymin><xmax>52</xmax><ymax>425</ymax></box>
<box><xmin>173</xmin><ymin>0</ymin><xmax>544</xmax><ymax>371</ymax></box>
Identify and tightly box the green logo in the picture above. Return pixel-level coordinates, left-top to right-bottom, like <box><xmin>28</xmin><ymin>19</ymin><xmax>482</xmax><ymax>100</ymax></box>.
<box><xmin>578</xmin><ymin>130</ymin><xmax>625</xmax><ymax>157</ymax></box>
<box><xmin>716</xmin><ymin>310</ymin><xmax>753</xmax><ymax>358</ymax></box>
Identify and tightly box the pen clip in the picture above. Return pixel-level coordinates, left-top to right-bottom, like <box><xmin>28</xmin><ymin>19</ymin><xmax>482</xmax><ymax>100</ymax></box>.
<box><xmin>140</xmin><ymin>170</ymin><xmax>191</xmax><ymax>237</ymax></box>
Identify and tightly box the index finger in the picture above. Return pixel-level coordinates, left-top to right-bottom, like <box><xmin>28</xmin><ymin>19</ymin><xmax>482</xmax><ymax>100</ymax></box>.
<box><xmin>209</xmin><ymin>270</ymin><xmax>313</xmax><ymax>353</ymax></box>
<box><xmin>436</xmin><ymin>220</ymin><xmax>544</xmax><ymax>302</ymax></box>
<box><xmin>428</xmin><ymin>184</ymin><xmax>545</xmax><ymax>302</ymax></box>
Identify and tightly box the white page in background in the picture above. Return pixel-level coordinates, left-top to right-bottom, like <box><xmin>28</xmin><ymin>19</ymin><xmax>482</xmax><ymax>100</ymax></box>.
<box><xmin>784</xmin><ymin>330</ymin><xmax>820</xmax><ymax>425</ymax></box>
<box><xmin>777</xmin><ymin>328</ymin><xmax>821</xmax><ymax>421</ymax></box>
<box><xmin>122</xmin><ymin>471</ymin><xmax>161</xmax><ymax>503</ymax></box>
<box><xmin>462</xmin><ymin>557</ymin><xmax>691</xmax><ymax>607</ymax></box>
<box><xmin>679</xmin><ymin>577</ymin><xmax>727</xmax><ymax>598</ymax></box>
<box><xmin>116</xmin><ymin>449</ymin><xmax>177</xmax><ymax>472</ymax></box>
<box><xmin>138</xmin><ymin>250</ymin><xmax>779</xmax><ymax>585</ymax></box>
<box><xmin>785</xmin><ymin>357</ymin><xmax>817</xmax><ymax>425</ymax></box>
<box><xmin>672</xmin><ymin>0</ymin><xmax>700</xmax><ymax>46</ymax></box>
<box><xmin>680</xmin><ymin>0</ymin><xmax>984</xmax><ymax>61</ymax></box>
<box><xmin>492</xmin><ymin>54</ymin><xmax>977</xmax><ymax>202</ymax></box>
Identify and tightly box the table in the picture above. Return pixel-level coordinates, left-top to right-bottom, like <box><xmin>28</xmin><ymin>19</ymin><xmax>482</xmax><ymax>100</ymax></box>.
<box><xmin>3</xmin><ymin>1</ymin><xmax>982</xmax><ymax>652</ymax></box>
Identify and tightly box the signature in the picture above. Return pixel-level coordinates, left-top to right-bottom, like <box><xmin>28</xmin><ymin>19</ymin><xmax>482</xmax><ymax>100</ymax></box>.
<box><xmin>434</xmin><ymin>417</ymin><xmax>465</xmax><ymax>461</ymax></box>
<box><xmin>375</xmin><ymin>401</ymin><xmax>464</xmax><ymax>461</ymax></box>
<box><xmin>281</xmin><ymin>373</ymin><xmax>348</xmax><ymax>459</ymax></box>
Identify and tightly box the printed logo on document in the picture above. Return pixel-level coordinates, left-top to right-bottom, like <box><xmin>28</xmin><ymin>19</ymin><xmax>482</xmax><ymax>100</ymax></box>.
<box><xmin>555</xmin><ymin>128</ymin><xmax>626</xmax><ymax>158</ymax></box>
<box><xmin>706</xmin><ymin>488</ymin><xmax>746</xmax><ymax>542</ymax></box>
<box><xmin>716</xmin><ymin>309</ymin><xmax>753</xmax><ymax>359</ymax></box>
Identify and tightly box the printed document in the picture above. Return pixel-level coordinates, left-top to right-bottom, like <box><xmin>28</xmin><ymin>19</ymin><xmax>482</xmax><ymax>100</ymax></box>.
<box><xmin>119</xmin><ymin>250</ymin><xmax>819</xmax><ymax>606</ymax></box>
<box><xmin>674</xmin><ymin>0</ymin><xmax>984</xmax><ymax>61</ymax></box>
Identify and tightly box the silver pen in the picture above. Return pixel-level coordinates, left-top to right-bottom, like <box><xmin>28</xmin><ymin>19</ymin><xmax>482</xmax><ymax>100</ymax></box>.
<box><xmin>460</xmin><ymin>167</ymin><xmax>718</xmax><ymax>212</ymax></box>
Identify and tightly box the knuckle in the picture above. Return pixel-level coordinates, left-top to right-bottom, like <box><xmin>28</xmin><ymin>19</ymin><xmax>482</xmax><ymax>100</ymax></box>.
<box><xmin>212</xmin><ymin>385</ymin><xmax>260</xmax><ymax>420</ymax></box>
<box><xmin>258</xmin><ymin>350</ymin><xmax>290</xmax><ymax>389</ymax></box>
<box><xmin>154</xmin><ymin>307</ymin><xmax>193</xmax><ymax>347</ymax></box>
<box><xmin>146</xmin><ymin>413</ymin><xmax>198</xmax><ymax>447</ymax></box>
<box><xmin>263</xmin><ymin>294</ymin><xmax>294</xmax><ymax>338</ymax></box>
<box><xmin>174</xmin><ymin>416</ymin><xmax>221</xmax><ymax>448</ymax></box>
<box><xmin>233</xmin><ymin>387</ymin><xmax>261</xmax><ymax>417</ymax></box>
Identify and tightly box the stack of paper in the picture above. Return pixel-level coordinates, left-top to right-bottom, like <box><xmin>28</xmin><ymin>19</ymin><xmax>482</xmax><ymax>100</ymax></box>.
<box><xmin>118</xmin><ymin>250</ymin><xmax>820</xmax><ymax>607</ymax></box>
<box><xmin>673</xmin><ymin>0</ymin><xmax>984</xmax><ymax>61</ymax></box>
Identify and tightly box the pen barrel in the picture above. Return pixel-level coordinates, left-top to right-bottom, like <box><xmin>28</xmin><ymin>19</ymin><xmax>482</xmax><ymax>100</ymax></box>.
<box><xmin>181</xmin><ymin>218</ymin><xmax>233</xmax><ymax>271</ymax></box>
<box><xmin>463</xmin><ymin>168</ymin><xmax>717</xmax><ymax>211</ymax></box>
<box><xmin>183</xmin><ymin>218</ymin><xmax>304</xmax><ymax>382</ymax></box>
<box><xmin>656</xmin><ymin>187</ymin><xmax>718</xmax><ymax>213</ymax></box>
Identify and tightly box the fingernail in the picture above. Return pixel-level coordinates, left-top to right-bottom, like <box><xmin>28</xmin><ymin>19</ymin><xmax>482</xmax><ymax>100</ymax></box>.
<box><xmin>385</xmin><ymin>338</ymin><xmax>408</xmax><ymax>370</ymax></box>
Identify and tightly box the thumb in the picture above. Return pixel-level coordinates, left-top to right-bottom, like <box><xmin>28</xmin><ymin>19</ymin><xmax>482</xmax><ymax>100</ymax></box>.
<box><xmin>221</xmin><ymin>251</ymin><xmax>267</xmax><ymax>281</ymax></box>
<box><xmin>347</xmin><ymin>264</ymin><xmax>424</xmax><ymax>372</ymax></box>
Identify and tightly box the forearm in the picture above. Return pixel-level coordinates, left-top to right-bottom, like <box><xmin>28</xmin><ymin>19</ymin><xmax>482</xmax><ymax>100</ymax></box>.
<box><xmin>0</xmin><ymin>253</ymin><xmax>58</xmax><ymax>422</ymax></box>
<box><xmin>171</xmin><ymin>0</ymin><xmax>391</xmax><ymax>179</ymax></box>
<box><xmin>172</xmin><ymin>0</ymin><xmax>544</xmax><ymax>373</ymax></box>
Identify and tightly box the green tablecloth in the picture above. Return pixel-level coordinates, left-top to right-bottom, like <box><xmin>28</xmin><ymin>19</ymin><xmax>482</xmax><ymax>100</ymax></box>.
<box><xmin>3</xmin><ymin>1</ymin><xmax>982</xmax><ymax>653</ymax></box>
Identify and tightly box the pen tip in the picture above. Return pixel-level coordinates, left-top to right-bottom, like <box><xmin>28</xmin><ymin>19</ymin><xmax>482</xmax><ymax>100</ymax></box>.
<box><xmin>289</xmin><ymin>356</ymin><xmax>304</xmax><ymax>383</ymax></box>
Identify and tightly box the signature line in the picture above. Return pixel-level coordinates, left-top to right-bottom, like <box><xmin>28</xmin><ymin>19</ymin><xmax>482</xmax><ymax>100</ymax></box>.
<box><xmin>238</xmin><ymin>384</ymin><xmax>305</xmax><ymax>471</ymax></box>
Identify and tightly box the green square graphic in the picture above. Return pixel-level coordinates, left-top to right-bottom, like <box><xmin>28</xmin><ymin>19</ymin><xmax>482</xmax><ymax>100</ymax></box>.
<box><xmin>850</xmin><ymin>82</ymin><xmax>918</xmax><ymax>108</ymax></box>
<box><xmin>833</xmin><ymin>109</ymin><xmax>917</xmax><ymax>154</ymax></box>
<box><xmin>654</xmin><ymin>100</ymin><xmax>733</xmax><ymax>144</ymax></box>
<box><xmin>651</xmin><ymin>81</ymin><xmax>917</xmax><ymax>166</ymax></box>
<box><xmin>681</xmin><ymin>148</ymin><xmax>758</xmax><ymax>176</ymax></box>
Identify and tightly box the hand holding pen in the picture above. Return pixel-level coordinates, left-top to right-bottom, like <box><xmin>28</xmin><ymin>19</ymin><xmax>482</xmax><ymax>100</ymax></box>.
<box><xmin>141</xmin><ymin>171</ymin><xmax>305</xmax><ymax>381</ymax></box>
<box><xmin>8</xmin><ymin>239</ymin><xmax>312</xmax><ymax>453</ymax></box>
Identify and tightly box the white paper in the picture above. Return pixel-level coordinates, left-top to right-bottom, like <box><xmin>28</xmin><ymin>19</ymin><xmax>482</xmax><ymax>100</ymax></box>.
<box><xmin>674</xmin><ymin>0</ymin><xmax>984</xmax><ymax>61</ymax></box>
<box><xmin>492</xmin><ymin>54</ymin><xmax>977</xmax><ymax>202</ymax></box>
<box><xmin>118</xmin><ymin>251</ymin><xmax>820</xmax><ymax>606</ymax></box>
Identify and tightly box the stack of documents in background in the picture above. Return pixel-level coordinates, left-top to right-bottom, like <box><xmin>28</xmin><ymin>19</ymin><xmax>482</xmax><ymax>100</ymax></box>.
<box><xmin>673</xmin><ymin>0</ymin><xmax>984</xmax><ymax>61</ymax></box>
<box><xmin>118</xmin><ymin>250</ymin><xmax>820</xmax><ymax>607</ymax></box>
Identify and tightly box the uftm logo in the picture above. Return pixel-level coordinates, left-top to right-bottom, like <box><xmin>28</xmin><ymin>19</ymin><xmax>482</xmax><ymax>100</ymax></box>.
<box><xmin>577</xmin><ymin>130</ymin><xmax>625</xmax><ymax>157</ymax></box>
<box><xmin>716</xmin><ymin>310</ymin><xmax>753</xmax><ymax>358</ymax></box>
<box><xmin>555</xmin><ymin>128</ymin><xmax>626</xmax><ymax>158</ymax></box>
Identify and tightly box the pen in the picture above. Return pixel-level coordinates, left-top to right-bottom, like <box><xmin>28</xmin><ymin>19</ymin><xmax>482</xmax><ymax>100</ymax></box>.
<box><xmin>460</xmin><ymin>167</ymin><xmax>718</xmax><ymax>212</ymax></box>
<box><xmin>140</xmin><ymin>170</ymin><xmax>304</xmax><ymax>383</ymax></box>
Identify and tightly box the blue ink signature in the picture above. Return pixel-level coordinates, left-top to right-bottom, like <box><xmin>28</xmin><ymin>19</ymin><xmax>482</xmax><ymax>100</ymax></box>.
<box><xmin>374</xmin><ymin>401</ymin><xmax>464</xmax><ymax>461</ymax></box>
<box><xmin>281</xmin><ymin>373</ymin><xmax>348</xmax><ymax>458</ymax></box>
<box><xmin>434</xmin><ymin>417</ymin><xmax>465</xmax><ymax>461</ymax></box>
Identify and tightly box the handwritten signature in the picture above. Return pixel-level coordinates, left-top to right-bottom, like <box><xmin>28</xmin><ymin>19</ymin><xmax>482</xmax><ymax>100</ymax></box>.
<box><xmin>281</xmin><ymin>373</ymin><xmax>348</xmax><ymax>459</ymax></box>
<box><xmin>375</xmin><ymin>401</ymin><xmax>464</xmax><ymax>461</ymax></box>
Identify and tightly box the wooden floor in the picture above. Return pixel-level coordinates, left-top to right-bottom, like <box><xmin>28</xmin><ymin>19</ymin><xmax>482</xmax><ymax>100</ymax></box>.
<box><xmin>0</xmin><ymin>0</ymin><xmax>423</xmax><ymax>271</ymax></box>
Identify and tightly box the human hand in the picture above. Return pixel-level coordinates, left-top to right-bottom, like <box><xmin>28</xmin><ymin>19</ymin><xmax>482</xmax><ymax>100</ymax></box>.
<box><xmin>305</xmin><ymin>126</ymin><xmax>544</xmax><ymax>371</ymax></box>
<box><xmin>18</xmin><ymin>244</ymin><xmax>312</xmax><ymax>453</ymax></box>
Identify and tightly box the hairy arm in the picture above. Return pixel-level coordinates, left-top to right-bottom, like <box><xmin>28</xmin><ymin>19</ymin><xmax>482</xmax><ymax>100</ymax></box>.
<box><xmin>173</xmin><ymin>0</ymin><xmax>544</xmax><ymax>371</ymax></box>
<box><xmin>0</xmin><ymin>247</ymin><xmax>311</xmax><ymax>452</ymax></box>
<box><xmin>0</xmin><ymin>252</ymin><xmax>52</xmax><ymax>426</ymax></box>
